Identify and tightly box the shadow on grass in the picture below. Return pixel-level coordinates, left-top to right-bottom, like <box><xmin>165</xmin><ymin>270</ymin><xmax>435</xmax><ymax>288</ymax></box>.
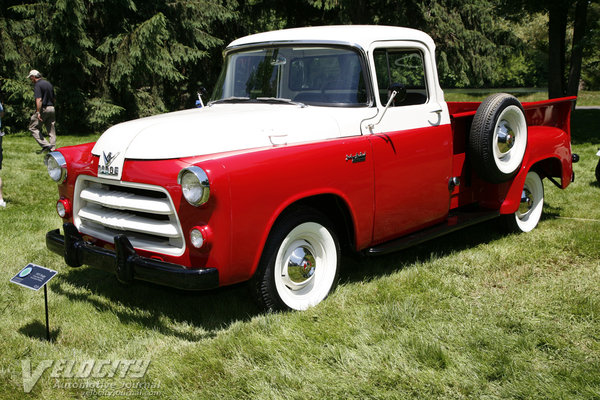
<box><xmin>339</xmin><ymin>218</ymin><xmax>509</xmax><ymax>284</ymax></box>
<box><xmin>50</xmin><ymin>269</ymin><xmax>259</xmax><ymax>341</ymax></box>
<box><xmin>19</xmin><ymin>320</ymin><xmax>61</xmax><ymax>342</ymax></box>
<box><xmin>571</xmin><ymin>110</ymin><xmax>600</xmax><ymax>144</ymax></box>
<box><xmin>540</xmin><ymin>202</ymin><xmax>563</xmax><ymax>221</ymax></box>
<box><xmin>47</xmin><ymin>214</ymin><xmax>553</xmax><ymax>339</ymax></box>
<box><xmin>340</xmin><ymin>203</ymin><xmax>567</xmax><ymax>285</ymax></box>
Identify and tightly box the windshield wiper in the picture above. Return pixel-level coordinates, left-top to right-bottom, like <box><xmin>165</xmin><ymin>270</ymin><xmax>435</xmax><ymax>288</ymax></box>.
<box><xmin>255</xmin><ymin>97</ymin><xmax>306</xmax><ymax>107</ymax></box>
<box><xmin>209</xmin><ymin>97</ymin><xmax>306</xmax><ymax>108</ymax></box>
<box><xmin>208</xmin><ymin>97</ymin><xmax>252</xmax><ymax>105</ymax></box>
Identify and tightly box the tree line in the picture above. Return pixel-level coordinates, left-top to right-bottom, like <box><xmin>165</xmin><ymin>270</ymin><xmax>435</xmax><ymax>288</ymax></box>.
<box><xmin>0</xmin><ymin>0</ymin><xmax>598</xmax><ymax>134</ymax></box>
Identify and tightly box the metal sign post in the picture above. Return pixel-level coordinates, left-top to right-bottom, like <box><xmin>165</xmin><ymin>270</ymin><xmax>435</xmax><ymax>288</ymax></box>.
<box><xmin>44</xmin><ymin>285</ymin><xmax>50</xmax><ymax>341</ymax></box>
<box><xmin>10</xmin><ymin>264</ymin><xmax>58</xmax><ymax>341</ymax></box>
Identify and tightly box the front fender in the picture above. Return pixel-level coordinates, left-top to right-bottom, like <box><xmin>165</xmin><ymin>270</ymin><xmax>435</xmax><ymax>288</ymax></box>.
<box><xmin>222</xmin><ymin>137</ymin><xmax>374</xmax><ymax>285</ymax></box>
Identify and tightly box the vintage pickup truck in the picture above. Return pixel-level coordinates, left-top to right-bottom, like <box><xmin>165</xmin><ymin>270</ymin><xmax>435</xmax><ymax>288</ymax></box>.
<box><xmin>45</xmin><ymin>25</ymin><xmax>577</xmax><ymax>311</ymax></box>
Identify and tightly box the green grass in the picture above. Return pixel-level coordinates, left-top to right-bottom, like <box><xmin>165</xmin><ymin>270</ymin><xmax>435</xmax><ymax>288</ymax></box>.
<box><xmin>445</xmin><ymin>89</ymin><xmax>600</xmax><ymax>106</ymax></box>
<box><xmin>0</xmin><ymin>109</ymin><xmax>599</xmax><ymax>399</ymax></box>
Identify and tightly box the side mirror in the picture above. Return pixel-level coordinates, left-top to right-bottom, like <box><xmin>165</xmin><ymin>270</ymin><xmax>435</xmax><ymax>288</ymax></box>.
<box><xmin>388</xmin><ymin>83</ymin><xmax>406</xmax><ymax>105</ymax></box>
<box><xmin>368</xmin><ymin>83</ymin><xmax>407</xmax><ymax>132</ymax></box>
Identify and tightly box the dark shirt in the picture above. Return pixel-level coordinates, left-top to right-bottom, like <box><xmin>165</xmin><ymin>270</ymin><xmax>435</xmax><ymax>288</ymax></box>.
<box><xmin>34</xmin><ymin>79</ymin><xmax>55</xmax><ymax>107</ymax></box>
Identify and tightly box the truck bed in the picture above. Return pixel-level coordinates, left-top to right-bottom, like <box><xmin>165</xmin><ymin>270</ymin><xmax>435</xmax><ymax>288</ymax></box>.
<box><xmin>446</xmin><ymin>96</ymin><xmax>576</xmax><ymax>211</ymax></box>
<box><xmin>448</xmin><ymin>96</ymin><xmax>576</xmax><ymax>132</ymax></box>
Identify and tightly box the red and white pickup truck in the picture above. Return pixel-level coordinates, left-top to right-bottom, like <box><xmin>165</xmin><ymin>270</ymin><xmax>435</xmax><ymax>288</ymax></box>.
<box><xmin>45</xmin><ymin>26</ymin><xmax>578</xmax><ymax>311</ymax></box>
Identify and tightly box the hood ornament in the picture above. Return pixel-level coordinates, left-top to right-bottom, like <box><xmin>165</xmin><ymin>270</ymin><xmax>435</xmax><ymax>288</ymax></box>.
<box><xmin>103</xmin><ymin>151</ymin><xmax>120</xmax><ymax>167</ymax></box>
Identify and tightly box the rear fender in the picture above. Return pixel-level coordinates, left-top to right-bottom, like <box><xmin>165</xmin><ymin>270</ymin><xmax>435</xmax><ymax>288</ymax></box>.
<box><xmin>500</xmin><ymin>125</ymin><xmax>572</xmax><ymax>214</ymax></box>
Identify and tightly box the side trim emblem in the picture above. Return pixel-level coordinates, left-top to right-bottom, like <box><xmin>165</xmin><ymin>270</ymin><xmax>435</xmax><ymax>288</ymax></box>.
<box><xmin>345</xmin><ymin>152</ymin><xmax>367</xmax><ymax>163</ymax></box>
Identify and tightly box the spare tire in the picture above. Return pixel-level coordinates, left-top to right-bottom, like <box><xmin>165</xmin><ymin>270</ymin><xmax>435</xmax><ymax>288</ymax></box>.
<box><xmin>469</xmin><ymin>93</ymin><xmax>527</xmax><ymax>183</ymax></box>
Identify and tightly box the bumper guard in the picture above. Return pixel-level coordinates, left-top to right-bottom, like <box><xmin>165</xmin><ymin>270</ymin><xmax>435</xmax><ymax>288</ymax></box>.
<box><xmin>46</xmin><ymin>223</ymin><xmax>218</xmax><ymax>291</ymax></box>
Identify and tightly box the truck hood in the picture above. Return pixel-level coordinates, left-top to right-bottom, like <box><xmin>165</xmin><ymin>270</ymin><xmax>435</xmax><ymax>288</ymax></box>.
<box><xmin>92</xmin><ymin>104</ymin><xmax>345</xmax><ymax>180</ymax></box>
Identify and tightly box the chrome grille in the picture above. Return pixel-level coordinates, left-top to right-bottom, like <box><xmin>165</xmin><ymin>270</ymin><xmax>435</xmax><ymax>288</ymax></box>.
<box><xmin>74</xmin><ymin>176</ymin><xmax>185</xmax><ymax>256</ymax></box>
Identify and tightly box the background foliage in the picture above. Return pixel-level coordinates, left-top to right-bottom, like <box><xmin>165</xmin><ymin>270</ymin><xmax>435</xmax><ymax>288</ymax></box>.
<box><xmin>0</xmin><ymin>0</ymin><xmax>598</xmax><ymax>133</ymax></box>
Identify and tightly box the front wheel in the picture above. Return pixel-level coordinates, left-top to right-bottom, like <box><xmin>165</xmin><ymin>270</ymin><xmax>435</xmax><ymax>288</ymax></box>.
<box><xmin>502</xmin><ymin>171</ymin><xmax>544</xmax><ymax>233</ymax></box>
<box><xmin>595</xmin><ymin>158</ymin><xmax>600</xmax><ymax>184</ymax></box>
<box><xmin>252</xmin><ymin>208</ymin><xmax>340</xmax><ymax>311</ymax></box>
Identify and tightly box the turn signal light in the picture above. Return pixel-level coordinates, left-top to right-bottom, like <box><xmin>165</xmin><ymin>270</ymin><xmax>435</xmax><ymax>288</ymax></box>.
<box><xmin>56</xmin><ymin>198</ymin><xmax>72</xmax><ymax>218</ymax></box>
<box><xmin>190</xmin><ymin>225</ymin><xmax>212</xmax><ymax>249</ymax></box>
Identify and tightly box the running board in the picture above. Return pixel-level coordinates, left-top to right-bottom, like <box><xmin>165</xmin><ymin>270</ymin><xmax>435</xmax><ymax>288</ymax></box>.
<box><xmin>366</xmin><ymin>209</ymin><xmax>500</xmax><ymax>255</ymax></box>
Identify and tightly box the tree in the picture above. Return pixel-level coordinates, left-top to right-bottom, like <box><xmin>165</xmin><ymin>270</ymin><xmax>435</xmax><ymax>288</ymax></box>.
<box><xmin>309</xmin><ymin>0</ymin><xmax>530</xmax><ymax>88</ymax></box>
<box><xmin>90</xmin><ymin>0</ymin><xmax>237</xmax><ymax>125</ymax></box>
<box><xmin>547</xmin><ymin>1</ymin><xmax>569</xmax><ymax>98</ymax></box>
<box><xmin>0</xmin><ymin>1</ymin><xmax>44</xmax><ymax>132</ymax></box>
<box><xmin>503</xmin><ymin>0</ymin><xmax>595</xmax><ymax>99</ymax></box>
<box><xmin>567</xmin><ymin>0</ymin><xmax>590</xmax><ymax>97</ymax></box>
<box><xmin>47</xmin><ymin>0</ymin><xmax>102</xmax><ymax>131</ymax></box>
<box><xmin>0</xmin><ymin>0</ymin><xmax>237</xmax><ymax>133</ymax></box>
<box><xmin>581</xmin><ymin>2</ymin><xmax>600</xmax><ymax>89</ymax></box>
<box><xmin>0</xmin><ymin>0</ymin><xmax>596</xmax><ymax>134</ymax></box>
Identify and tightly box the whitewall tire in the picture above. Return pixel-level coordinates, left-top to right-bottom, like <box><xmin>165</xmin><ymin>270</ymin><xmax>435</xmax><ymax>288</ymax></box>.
<box><xmin>503</xmin><ymin>171</ymin><xmax>544</xmax><ymax>233</ymax></box>
<box><xmin>470</xmin><ymin>94</ymin><xmax>527</xmax><ymax>183</ymax></box>
<box><xmin>252</xmin><ymin>208</ymin><xmax>340</xmax><ymax>311</ymax></box>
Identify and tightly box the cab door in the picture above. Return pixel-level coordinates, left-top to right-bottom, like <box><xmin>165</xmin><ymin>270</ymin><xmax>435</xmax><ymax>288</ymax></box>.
<box><xmin>363</xmin><ymin>42</ymin><xmax>453</xmax><ymax>244</ymax></box>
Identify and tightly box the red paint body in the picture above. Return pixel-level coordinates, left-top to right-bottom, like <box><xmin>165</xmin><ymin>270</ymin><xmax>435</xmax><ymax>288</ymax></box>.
<box><xmin>52</xmin><ymin>97</ymin><xmax>575</xmax><ymax>288</ymax></box>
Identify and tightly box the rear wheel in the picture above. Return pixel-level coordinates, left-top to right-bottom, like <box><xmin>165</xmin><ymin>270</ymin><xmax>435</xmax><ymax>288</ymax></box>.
<box><xmin>252</xmin><ymin>208</ymin><xmax>340</xmax><ymax>311</ymax></box>
<box><xmin>595</xmin><ymin>158</ymin><xmax>600</xmax><ymax>184</ymax></box>
<box><xmin>502</xmin><ymin>171</ymin><xmax>544</xmax><ymax>233</ymax></box>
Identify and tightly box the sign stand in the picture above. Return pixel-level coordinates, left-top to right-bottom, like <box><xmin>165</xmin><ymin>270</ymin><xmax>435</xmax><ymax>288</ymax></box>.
<box><xmin>44</xmin><ymin>285</ymin><xmax>50</xmax><ymax>341</ymax></box>
<box><xmin>10</xmin><ymin>264</ymin><xmax>58</xmax><ymax>342</ymax></box>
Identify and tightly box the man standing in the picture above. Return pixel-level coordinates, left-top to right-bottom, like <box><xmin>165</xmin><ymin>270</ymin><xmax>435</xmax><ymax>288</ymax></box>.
<box><xmin>28</xmin><ymin>69</ymin><xmax>56</xmax><ymax>154</ymax></box>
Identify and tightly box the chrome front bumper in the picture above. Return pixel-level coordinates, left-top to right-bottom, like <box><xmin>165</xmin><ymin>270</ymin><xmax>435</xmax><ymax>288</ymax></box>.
<box><xmin>46</xmin><ymin>223</ymin><xmax>218</xmax><ymax>290</ymax></box>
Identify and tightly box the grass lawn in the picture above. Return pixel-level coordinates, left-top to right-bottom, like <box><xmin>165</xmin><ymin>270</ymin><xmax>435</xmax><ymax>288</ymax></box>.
<box><xmin>0</xmin><ymin>107</ymin><xmax>599</xmax><ymax>399</ymax></box>
<box><xmin>445</xmin><ymin>89</ymin><xmax>600</xmax><ymax>106</ymax></box>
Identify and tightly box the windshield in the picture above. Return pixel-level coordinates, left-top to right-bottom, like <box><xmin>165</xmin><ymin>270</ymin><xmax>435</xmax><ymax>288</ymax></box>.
<box><xmin>211</xmin><ymin>46</ymin><xmax>369</xmax><ymax>107</ymax></box>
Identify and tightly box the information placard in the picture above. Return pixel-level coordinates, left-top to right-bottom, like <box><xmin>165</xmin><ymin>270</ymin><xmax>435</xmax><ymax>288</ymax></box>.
<box><xmin>10</xmin><ymin>264</ymin><xmax>57</xmax><ymax>291</ymax></box>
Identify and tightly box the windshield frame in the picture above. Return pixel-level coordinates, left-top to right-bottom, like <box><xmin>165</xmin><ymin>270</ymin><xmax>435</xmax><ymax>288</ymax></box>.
<box><xmin>210</xmin><ymin>42</ymin><xmax>375</xmax><ymax>108</ymax></box>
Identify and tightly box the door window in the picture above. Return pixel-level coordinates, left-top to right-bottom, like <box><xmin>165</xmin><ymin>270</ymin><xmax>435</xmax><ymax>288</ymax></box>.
<box><xmin>373</xmin><ymin>49</ymin><xmax>428</xmax><ymax>107</ymax></box>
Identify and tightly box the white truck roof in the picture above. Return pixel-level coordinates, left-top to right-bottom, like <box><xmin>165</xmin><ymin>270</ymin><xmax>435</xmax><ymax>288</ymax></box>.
<box><xmin>227</xmin><ymin>25</ymin><xmax>436</xmax><ymax>52</ymax></box>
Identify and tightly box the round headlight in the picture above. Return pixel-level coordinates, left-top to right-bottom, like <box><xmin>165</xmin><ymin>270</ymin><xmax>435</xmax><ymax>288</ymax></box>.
<box><xmin>178</xmin><ymin>166</ymin><xmax>210</xmax><ymax>206</ymax></box>
<box><xmin>44</xmin><ymin>152</ymin><xmax>67</xmax><ymax>183</ymax></box>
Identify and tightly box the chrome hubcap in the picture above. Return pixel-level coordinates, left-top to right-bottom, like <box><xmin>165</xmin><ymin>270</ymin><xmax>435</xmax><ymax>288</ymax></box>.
<box><xmin>496</xmin><ymin>120</ymin><xmax>515</xmax><ymax>154</ymax></box>
<box><xmin>281</xmin><ymin>241</ymin><xmax>316</xmax><ymax>290</ymax></box>
<box><xmin>518</xmin><ymin>188</ymin><xmax>533</xmax><ymax>216</ymax></box>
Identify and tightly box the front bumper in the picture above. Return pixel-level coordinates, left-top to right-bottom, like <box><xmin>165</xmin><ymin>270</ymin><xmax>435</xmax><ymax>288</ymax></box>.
<box><xmin>46</xmin><ymin>223</ymin><xmax>219</xmax><ymax>290</ymax></box>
